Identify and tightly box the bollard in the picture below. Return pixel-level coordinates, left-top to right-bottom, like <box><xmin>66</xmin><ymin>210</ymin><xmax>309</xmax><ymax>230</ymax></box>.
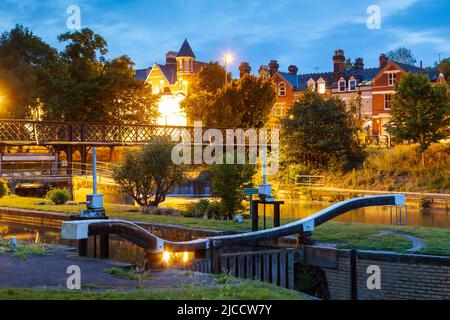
<box><xmin>9</xmin><ymin>237</ymin><xmax>17</xmax><ymax>252</ymax></box>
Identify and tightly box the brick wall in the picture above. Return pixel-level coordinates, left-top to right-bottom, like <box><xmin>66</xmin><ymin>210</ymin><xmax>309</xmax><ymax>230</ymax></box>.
<box><xmin>302</xmin><ymin>246</ymin><xmax>450</xmax><ymax>300</ymax></box>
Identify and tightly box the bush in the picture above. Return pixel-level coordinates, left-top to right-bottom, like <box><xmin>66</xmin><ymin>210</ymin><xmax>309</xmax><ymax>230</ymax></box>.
<box><xmin>187</xmin><ymin>199</ymin><xmax>211</xmax><ymax>218</ymax></box>
<box><xmin>185</xmin><ymin>200</ymin><xmax>227</xmax><ymax>220</ymax></box>
<box><xmin>0</xmin><ymin>179</ymin><xmax>9</xmax><ymax>198</ymax></box>
<box><xmin>46</xmin><ymin>188</ymin><xmax>70</xmax><ymax>205</ymax></box>
<box><xmin>141</xmin><ymin>207</ymin><xmax>182</xmax><ymax>216</ymax></box>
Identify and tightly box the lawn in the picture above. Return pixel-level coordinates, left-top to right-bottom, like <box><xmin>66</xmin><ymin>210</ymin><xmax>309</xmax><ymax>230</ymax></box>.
<box><xmin>1</xmin><ymin>196</ymin><xmax>450</xmax><ymax>256</ymax></box>
<box><xmin>0</xmin><ymin>280</ymin><xmax>309</xmax><ymax>300</ymax></box>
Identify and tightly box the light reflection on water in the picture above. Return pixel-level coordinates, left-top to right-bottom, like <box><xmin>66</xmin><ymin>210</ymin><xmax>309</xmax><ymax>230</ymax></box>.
<box><xmin>255</xmin><ymin>201</ymin><xmax>450</xmax><ymax>228</ymax></box>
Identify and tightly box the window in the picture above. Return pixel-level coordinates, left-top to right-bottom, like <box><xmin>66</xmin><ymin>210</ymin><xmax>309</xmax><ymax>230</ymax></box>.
<box><xmin>349</xmin><ymin>79</ymin><xmax>357</xmax><ymax>91</ymax></box>
<box><xmin>307</xmin><ymin>79</ymin><xmax>316</xmax><ymax>91</ymax></box>
<box><xmin>278</xmin><ymin>82</ymin><xmax>286</xmax><ymax>96</ymax></box>
<box><xmin>184</xmin><ymin>60</ymin><xmax>190</xmax><ymax>72</ymax></box>
<box><xmin>318</xmin><ymin>82</ymin><xmax>326</xmax><ymax>94</ymax></box>
<box><xmin>388</xmin><ymin>72</ymin><xmax>396</xmax><ymax>86</ymax></box>
<box><xmin>273</xmin><ymin>103</ymin><xmax>286</xmax><ymax>117</ymax></box>
<box><xmin>384</xmin><ymin>94</ymin><xmax>392</xmax><ymax>110</ymax></box>
<box><xmin>338</xmin><ymin>80</ymin><xmax>346</xmax><ymax>92</ymax></box>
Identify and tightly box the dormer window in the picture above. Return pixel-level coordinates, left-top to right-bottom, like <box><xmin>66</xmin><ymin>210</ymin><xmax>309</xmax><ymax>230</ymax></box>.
<box><xmin>338</xmin><ymin>79</ymin><xmax>346</xmax><ymax>92</ymax></box>
<box><xmin>317</xmin><ymin>77</ymin><xmax>326</xmax><ymax>94</ymax></box>
<box><xmin>307</xmin><ymin>78</ymin><xmax>316</xmax><ymax>91</ymax></box>
<box><xmin>349</xmin><ymin>79</ymin><xmax>357</xmax><ymax>91</ymax></box>
<box><xmin>278</xmin><ymin>82</ymin><xmax>286</xmax><ymax>96</ymax></box>
<box><xmin>388</xmin><ymin>72</ymin><xmax>397</xmax><ymax>86</ymax></box>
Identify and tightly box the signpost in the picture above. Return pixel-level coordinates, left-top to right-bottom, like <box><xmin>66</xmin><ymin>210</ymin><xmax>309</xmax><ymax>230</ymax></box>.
<box><xmin>243</xmin><ymin>188</ymin><xmax>258</xmax><ymax>219</ymax></box>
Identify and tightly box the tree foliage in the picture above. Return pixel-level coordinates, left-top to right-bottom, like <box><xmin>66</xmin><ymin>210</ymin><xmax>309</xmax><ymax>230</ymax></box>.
<box><xmin>0</xmin><ymin>25</ymin><xmax>158</xmax><ymax>123</ymax></box>
<box><xmin>210</xmin><ymin>158</ymin><xmax>256</xmax><ymax>220</ymax></box>
<box><xmin>387</xmin><ymin>47</ymin><xmax>417</xmax><ymax>66</ymax></box>
<box><xmin>438</xmin><ymin>58</ymin><xmax>450</xmax><ymax>81</ymax></box>
<box><xmin>386</xmin><ymin>73</ymin><xmax>449</xmax><ymax>152</ymax></box>
<box><xmin>181</xmin><ymin>63</ymin><xmax>276</xmax><ymax>128</ymax></box>
<box><xmin>281</xmin><ymin>91</ymin><xmax>362</xmax><ymax>172</ymax></box>
<box><xmin>113</xmin><ymin>140</ymin><xmax>186</xmax><ymax>209</ymax></box>
<box><xmin>0</xmin><ymin>25</ymin><xmax>64</xmax><ymax>118</ymax></box>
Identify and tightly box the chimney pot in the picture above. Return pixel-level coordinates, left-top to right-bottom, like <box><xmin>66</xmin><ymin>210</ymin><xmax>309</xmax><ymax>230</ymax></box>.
<box><xmin>379</xmin><ymin>53</ymin><xmax>388</xmax><ymax>69</ymax></box>
<box><xmin>333</xmin><ymin>49</ymin><xmax>346</xmax><ymax>82</ymax></box>
<box><xmin>239</xmin><ymin>62</ymin><xmax>251</xmax><ymax>78</ymax></box>
<box><xmin>288</xmin><ymin>65</ymin><xmax>298</xmax><ymax>75</ymax></box>
<box><xmin>354</xmin><ymin>58</ymin><xmax>364</xmax><ymax>70</ymax></box>
<box><xmin>268</xmin><ymin>60</ymin><xmax>280</xmax><ymax>76</ymax></box>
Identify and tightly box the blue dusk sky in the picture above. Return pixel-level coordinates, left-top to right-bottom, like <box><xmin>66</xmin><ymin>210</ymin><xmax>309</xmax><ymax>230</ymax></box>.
<box><xmin>1</xmin><ymin>0</ymin><xmax>449</xmax><ymax>76</ymax></box>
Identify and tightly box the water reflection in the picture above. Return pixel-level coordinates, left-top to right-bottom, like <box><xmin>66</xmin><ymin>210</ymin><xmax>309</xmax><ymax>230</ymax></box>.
<box><xmin>256</xmin><ymin>201</ymin><xmax>450</xmax><ymax>228</ymax></box>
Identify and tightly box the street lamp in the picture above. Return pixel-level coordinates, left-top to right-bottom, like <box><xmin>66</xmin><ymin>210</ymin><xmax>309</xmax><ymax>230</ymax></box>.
<box><xmin>224</xmin><ymin>53</ymin><xmax>233</xmax><ymax>85</ymax></box>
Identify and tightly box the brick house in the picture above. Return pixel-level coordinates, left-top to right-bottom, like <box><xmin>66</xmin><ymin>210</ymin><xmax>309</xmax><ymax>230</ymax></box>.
<box><xmin>265</xmin><ymin>50</ymin><xmax>379</xmax><ymax>128</ymax></box>
<box><xmin>371</xmin><ymin>55</ymin><xmax>445</xmax><ymax>136</ymax></box>
<box><xmin>134</xmin><ymin>39</ymin><xmax>207</xmax><ymax>126</ymax></box>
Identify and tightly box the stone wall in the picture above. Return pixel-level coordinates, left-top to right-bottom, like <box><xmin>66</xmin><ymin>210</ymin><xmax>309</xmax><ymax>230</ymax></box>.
<box><xmin>302</xmin><ymin>245</ymin><xmax>450</xmax><ymax>300</ymax></box>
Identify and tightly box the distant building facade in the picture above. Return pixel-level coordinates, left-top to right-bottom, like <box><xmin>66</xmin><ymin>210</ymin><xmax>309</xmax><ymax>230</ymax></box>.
<box><xmin>265</xmin><ymin>50</ymin><xmax>445</xmax><ymax>135</ymax></box>
<box><xmin>134</xmin><ymin>39</ymin><xmax>206</xmax><ymax>126</ymax></box>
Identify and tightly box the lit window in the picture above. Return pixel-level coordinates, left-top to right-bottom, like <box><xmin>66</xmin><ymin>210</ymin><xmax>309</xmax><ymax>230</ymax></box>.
<box><xmin>349</xmin><ymin>80</ymin><xmax>357</xmax><ymax>91</ymax></box>
<box><xmin>184</xmin><ymin>60</ymin><xmax>190</xmax><ymax>72</ymax></box>
<box><xmin>273</xmin><ymin>103</ymin><xmax>286</xmax><ymax>117</ymax></box>
<box><xmin>307</xmin><ymin>79</ymin><xmax>316</xmax><ymax>91</ymax></box>
<box><xmin>278</xmin><ymin>82</ymin><xmax>286</xmax><ymax>96</ymax></box>
<box><xmin>338</xmin><ymin>80</ymin><xmax>346</xmax><ymax>92</ymax></box>
<box><xmin>384</xmin><ymin>94</ymin><xmax>392</xmax><ymax>110</ymax></box>
<box><xmin>388</xmin><ymin>73</ymin><xmax>396</xmax><ymax>86</ymax></box>
<box><xmin>318</xmin><ymin>83</ymin><xmax>326</xmax><ymax>94</ymax></box>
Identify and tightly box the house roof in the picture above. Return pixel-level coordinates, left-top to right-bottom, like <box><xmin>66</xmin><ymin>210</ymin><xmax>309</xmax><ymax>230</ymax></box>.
<box><xmin>177</xmin><ymin>39</ymin><xmax>196</xmax><ymax>58</ymax></box>
<box><xmin>394</xmin><ymin>61</ymin><xmax>441</xmax><ymax>81</ymax></box>
<box><xmin>134</xmin><ymin>68</ymin><xmax>150</xmax><ymax>80</ymax></box>
<box><xmin>157</xmin><ymin>64</ymin><xmax>177</xmax><ymax>84</ymax></box>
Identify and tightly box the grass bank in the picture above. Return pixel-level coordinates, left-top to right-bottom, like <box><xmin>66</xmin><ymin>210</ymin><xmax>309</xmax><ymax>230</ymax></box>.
<box><xmin>0</xmin><ymin>280</ymin><xmax>309</xmax><ymax>300</ymax></box>
<box><xmin>330</xmin><ymin>143</ymin><xmax>450</xmax><ymax>194</ymax></box>
<box><xmin>1</xmin><ymin>196</ymin><xmax>450</xmax><ymax>256</ymax></box>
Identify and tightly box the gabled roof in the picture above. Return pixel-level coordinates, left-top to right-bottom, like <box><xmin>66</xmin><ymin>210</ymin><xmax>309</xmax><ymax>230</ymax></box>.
<box><xmin>279</xmin><ymin>71</ymin><xmax>334</xmax><ymax>90</ymax></box>
<box><xmin>134</xmin><ymin>68</ymin><xmax>151</xmax><ymax>81</ymax></box>
<box><xmin>177</xmin><ymin>39</ymin><xmax>196</xmax><ymax>58</ymax></box>
<box><xmin>156</xmin><ymin>64</ymin><xmax>177</xmax><ymax>84</ymax></box>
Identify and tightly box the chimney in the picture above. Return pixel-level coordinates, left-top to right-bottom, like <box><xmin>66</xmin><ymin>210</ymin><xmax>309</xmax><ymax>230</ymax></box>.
<box><xmin>259</xmin><ymin>65</ymin><xmax>269</xmax><ymax>76</ymax></box>
<box><xmin>239</xmin><ymin>62</ymin><xmax>251</xmax><ymax>78</ymax></box>
<box><xmin>333</xmin><ymin>49</ymin><xmax>346</xmax><ymax>82</ymax></box>
<box><xmin>166</xmin><ymin>51</ymin><xmax>177</xmax><ymax>73</ymax></box>
<box><xmin>354</xmin><ymin>58</ymin><xmax>364</xmax><ymax>70</ymax></box>
<box><xmin>268</xmin><ymin>60</ymin><xmax>280</xmax><ymax>76</ymax></box>
<box><xmin>288</xmin><ymin>65</ymin><xmax>298</xmax><ymax>75</ymax></box>
<box><xmin>379</xmin><ymin>53</ymin><xmax>388</xmax><ymax>69</ymax></box>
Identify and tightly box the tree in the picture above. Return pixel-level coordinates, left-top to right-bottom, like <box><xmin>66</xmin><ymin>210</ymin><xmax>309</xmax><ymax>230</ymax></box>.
<box><xmin>438</xmin><ymin>58</ymin><xmax>450</xmax><ymax>81</ymax></box>
<box><xmin>386</xmin><ymin>73</ymin><xmax>449</xmax><ymax>152</ymax></box>
<box><xmin>181</xmin><ymin>70</ymin><xmax>276</xmax><ymax>128</ymax></box>
<box><xmin>113</xmin><ymin>140</ymin><xmax>186</xmax><ymax>209</ymax></box>
<box><xmin>47</xmin><ymin>28</ymin><xmax>158</xmax><ymax>122</ymax></box>
<box><xmin>210</xmin><ymin>159</ymin><xmax>256</xmax><ymax>220</ymax></box>
<box><xmin>281</xmin><ymin>91</ymin><xmax>362</xmax><ymax>172</ymax></box>
<box><xmin>345</xmin><ymin>58</ymin><xmax>354</xmax><ymax>71</ymax></box>
<box><xmin>0</xmin><ymin>25</ymin><xmax>64</xmax><ymax>118</ymax></box>
<box><xmin>387</xmin><ymin>47</ymin><xmax>416</xmax><ymax>65</ymax></box>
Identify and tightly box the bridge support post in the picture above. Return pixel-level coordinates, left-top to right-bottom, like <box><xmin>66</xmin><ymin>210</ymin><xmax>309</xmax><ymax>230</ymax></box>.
<box><xmin>78</xmin><ymin>239</ymin><xmax>88</xmax><ymax>257</ymax></box>
<box><xmin>209</xmin><ymin>242</ymin><xmax>221</xmax><ymax>275</ymax></box>
<box><xmin>99</xmin><ymin>234</ymin><xmax>109</xmax><ymax>259</ymax></box>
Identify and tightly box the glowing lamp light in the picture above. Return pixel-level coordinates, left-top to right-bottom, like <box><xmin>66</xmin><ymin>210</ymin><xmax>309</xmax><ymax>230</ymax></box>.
<box><xmin>157</xmin><ymin>95</ymin><xmax>187</xmax><ymax>126</ymax></box>
<box><xmin>224</xmin><ymin>54</ymin><xmax>233</xmax><ymax>65</ymax></box>
<box><xmin>162</xmin><ymin>251</ymin><xmax>171</xmax><ymax>263</ymax></box>
<box><xmin>182</xmin><ymin>252</ymin><xmax>189</xmax><ymax>263</ymax></box>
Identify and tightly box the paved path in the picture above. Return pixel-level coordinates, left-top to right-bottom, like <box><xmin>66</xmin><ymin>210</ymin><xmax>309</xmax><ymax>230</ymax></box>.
<box><xmin>379</xmin><ymin>229</ymin><xmax>425</xmax><ymax>253</ymax></box>
<box><xmin>0</xmin><ymin>246</ymin><xmax>217</xmax><ymax>290</ymax></box>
